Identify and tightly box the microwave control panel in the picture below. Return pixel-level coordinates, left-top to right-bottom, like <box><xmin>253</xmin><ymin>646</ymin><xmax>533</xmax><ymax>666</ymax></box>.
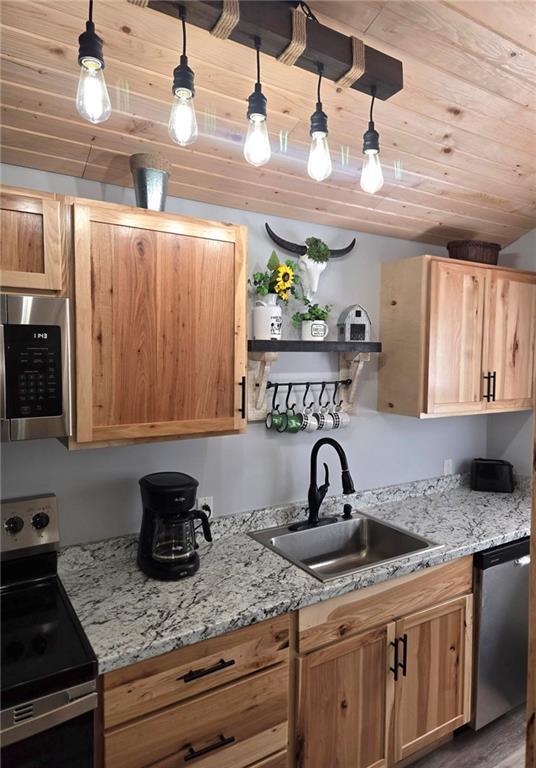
<box><xmin>4</xmin><ymin>325</ymin><xmax>63</xmax><ymax>419</ymax></box>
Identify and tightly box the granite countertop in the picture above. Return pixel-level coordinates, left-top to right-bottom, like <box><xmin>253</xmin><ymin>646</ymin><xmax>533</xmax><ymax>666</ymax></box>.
<box><xmin>59</xmin><ymin>475</ymin><xmax>531</xmax><ymax>675</ymax></box>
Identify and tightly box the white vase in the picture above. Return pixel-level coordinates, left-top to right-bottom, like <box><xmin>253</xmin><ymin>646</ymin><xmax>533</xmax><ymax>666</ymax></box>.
<box><xmin>301</xmin><ymin>320</ymin><xmax>329</xmax><ymax>341</ymax></box>
<box><xmin>253</xmin><ymin>294</ymin><xmax>282</xmax><ymax>340</ymax></box>
<box><xmin>299</xmin><ymin>255</ymin><xmax>328</xmax><ymax>300</ymax></box>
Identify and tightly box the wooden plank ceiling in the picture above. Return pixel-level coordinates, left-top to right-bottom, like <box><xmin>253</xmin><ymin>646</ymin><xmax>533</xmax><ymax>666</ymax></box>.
<box><xmin>0</xmin><ymin>0</ymin><xmax>535</xmax><ymax>246</ymax></box>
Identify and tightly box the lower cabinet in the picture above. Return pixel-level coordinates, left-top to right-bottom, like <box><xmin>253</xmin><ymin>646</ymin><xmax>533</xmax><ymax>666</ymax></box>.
<box><xmin>101</xmin><ymin>616</ymin><xmax>290</xmax><ymax>768</ymax></box>
<box><xmin>296</xmin><ymin>560</ymin><xmax>474</xmax><ymax>768</ymax></box>
<box><xmin>393</xmin><ymin>595</ymin><xmax>473</xmax><ymax>763</ymax></box>
<box><xmin>298</xmin><ymin>625</ymin><xmax>394</xmax><ymax>768</ymax></box>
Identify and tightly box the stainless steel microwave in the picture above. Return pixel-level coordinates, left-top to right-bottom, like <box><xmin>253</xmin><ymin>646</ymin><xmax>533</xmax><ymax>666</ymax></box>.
<box><xmin>1</xmin><ymin>295</ymin><xmax>72</xmax><ymax>441</ymax></box>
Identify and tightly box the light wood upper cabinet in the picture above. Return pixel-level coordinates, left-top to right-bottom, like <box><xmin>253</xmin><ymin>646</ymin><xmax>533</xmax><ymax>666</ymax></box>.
<box><xmin>484</xmin><ymin>270</ymin><xmax>536</xmax><ymax>410</ymax></box>
<box><xmin>427</xmin><ymin>261</ymin><xmax>487</xmax><ymax>414</ymax></box>
<box><xmin>393</xmin><ymin>595</ymin><xmax>473</xmax><ymax>763</ymax></box>
<box><xmin>297</xmin><ymin>625</ymin><xmax>394</xmax><ymax>768</ymax></box>
<box><xmin>73</xmin><ymin>201</ymin><xmax>247</xmax><ymax>444</ymax></box>
<box><xmin>0</xmin><ymin>187</ymin><xmax>63</xmax><ymax>292</ymax></box>
<box><xmin>378</xmin><ymin>255</ymin><xmax>536</xmax><ymax>417</ymax></box>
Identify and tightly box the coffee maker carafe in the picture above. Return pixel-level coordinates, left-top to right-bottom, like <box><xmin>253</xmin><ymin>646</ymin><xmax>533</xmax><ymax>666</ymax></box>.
<box><xmin>137</xmin><ymin>472</ymin><xmax>212</xmax><ymax>580</ymax></box>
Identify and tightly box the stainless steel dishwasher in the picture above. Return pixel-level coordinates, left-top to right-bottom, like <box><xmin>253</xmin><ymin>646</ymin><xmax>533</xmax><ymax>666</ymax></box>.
<box><xmin>472</xmin><ymin>537</ymin><xmax>530</xmax><ymax>730</ymax></box>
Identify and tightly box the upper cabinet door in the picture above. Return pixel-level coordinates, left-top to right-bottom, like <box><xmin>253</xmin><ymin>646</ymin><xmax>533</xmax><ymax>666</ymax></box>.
<box><xmin>73</xmin><ymin>202</ymin><xmax>247</xmax><ymax>444</ymax></box>
<box><xmin>484</xmin><ymin>270</ymin><xmax>536</xmax><ymax>411</ymax></box>
<box><xmin>394</xmin><ymin>595</ymin><xmax>473</xmax><ymax>763</ymax></box>
<box><xmin>426</xmin><ymin>261</ymin><xmax>487</xmax><ymax>414</ymax></box>
<box><xmin>0</xmin><ymin>189</ymin><xmax>63</xmax><ymax>292</ymax></box>
<box><xmin>298</xmin><ymin>624</ymin><xmax>394</xmax><ymax>768</ymax></box>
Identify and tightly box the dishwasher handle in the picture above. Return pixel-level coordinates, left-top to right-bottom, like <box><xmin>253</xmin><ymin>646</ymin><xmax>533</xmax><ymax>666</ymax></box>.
<box><xmin>513</xmin><ymin>555</ymin><xmax>531</xmax><ymax>568</ymax></box>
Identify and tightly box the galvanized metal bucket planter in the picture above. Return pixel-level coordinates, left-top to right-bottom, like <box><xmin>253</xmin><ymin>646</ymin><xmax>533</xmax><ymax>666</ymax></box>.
<box><xmin>129</xmin><ymin>153</ymin><xmax>171</xmax><ymax>211</ymax></box>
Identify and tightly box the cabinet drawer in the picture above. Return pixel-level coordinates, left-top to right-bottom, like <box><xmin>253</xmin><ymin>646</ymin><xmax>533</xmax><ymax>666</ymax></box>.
<box><xmin>105</xmin><ymin>664</ymin><xmax>288</xmax><ymax>768</ymax></box>
<box><xmin>104</xmin><ymin>616</ymin><xmax>289</xmax><ymax>728</ymax></box>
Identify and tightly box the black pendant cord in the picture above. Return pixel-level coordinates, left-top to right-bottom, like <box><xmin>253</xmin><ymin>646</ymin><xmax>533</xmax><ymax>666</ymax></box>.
<box><xmin>255</xmin><ymin>35</ymin><xmax>261</xmax><ymax>86</ymax></box>
<box><xmin>369</xmin><ymin>85</ymin><xmax>377</xmax><ymax>124</ymax></box>
<box><xmin>88</xmin><ymin>0</ymin><xmax>93</xmax><ymax>23</ymax></box>
<box><xmin>317</xmin><ymin>63</ymin><xmax>324</xmax><ymax>105</ymax></box>
<box><xmin>179</xmin><ymin>5</ymin><xmax>187</xmax><ymax>56</ymax></box>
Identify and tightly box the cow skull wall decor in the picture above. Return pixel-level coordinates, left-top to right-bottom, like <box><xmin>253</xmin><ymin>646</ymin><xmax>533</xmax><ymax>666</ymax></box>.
<box><xmin>265</xmin><ymin>223</ymin><xmax>356</xmax><ymax>300</ymax></box>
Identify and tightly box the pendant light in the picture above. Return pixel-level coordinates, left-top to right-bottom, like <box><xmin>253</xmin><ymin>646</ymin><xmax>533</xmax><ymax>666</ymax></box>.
<box><xmin>76</xmin><ymin>0</ymin><xmax>112</xmax><ymax>124</ymax></box>
<box><xmin>244</xmin><ymin>37</ymin><xmax>271</xmax><ymax>167</ymax></box>
<box><xmin>168</xmin><ymin>5</ymin><xmax>198</xmax><ymax>147</ymax></box>
<box><xmin>307</xmin><ymin>63</ymin><xmax>332</xmax><ymax>182</ymax></box>
<box><xmin>360</xmin><ymin>86</ymin><xmax>384</xmax><ymax>194</ymax></box>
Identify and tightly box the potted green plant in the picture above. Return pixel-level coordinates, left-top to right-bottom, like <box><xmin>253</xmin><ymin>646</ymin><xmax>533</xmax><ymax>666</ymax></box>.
<box><xmin>299</xmin><ymin>237</ymin><xmax>330</xmax><ymax>300</ymax></box>
<box><xmin>292</xmin><ymin>298</ymin><xmax>333</xmax><ymax>341</ymax></box>
<box><xmin>250</xmin><ymin>251</ymin><xmax>299</xmax><ymax>340</ymax></box>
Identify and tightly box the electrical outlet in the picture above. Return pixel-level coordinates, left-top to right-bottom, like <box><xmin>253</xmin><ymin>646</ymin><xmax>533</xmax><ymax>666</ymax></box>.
<box><xmin>197</xmin><ymin>496</ymin><xmax>213</xmax><ymax>520</ymax></box>
<box><xmin>443</xmin><ymin>459</ymin><xmax>454</xmax><ymax>476</ymax></box>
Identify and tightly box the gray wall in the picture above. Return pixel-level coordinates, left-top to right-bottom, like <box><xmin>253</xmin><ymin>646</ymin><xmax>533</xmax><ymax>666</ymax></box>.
<box><xmin>486</xmin><ymin>229</ymin><xmax>535</xmax><ymax>476</ymax></box>
<box><xmin>0</xmin><ymin>163</ymin><xmax>520</xmax><ymax>545</ymax></box>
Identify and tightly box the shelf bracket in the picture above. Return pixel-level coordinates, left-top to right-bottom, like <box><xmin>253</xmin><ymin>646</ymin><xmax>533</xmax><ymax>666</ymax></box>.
<box><xmin>248</xmin><ymin>351</ymin><xmax>278</xmax><ymax>420</ymax></box>
<box><xmin>339</xmin><ymin>351</ymin><xmax>371</xmax><ymax>410</ymax></box>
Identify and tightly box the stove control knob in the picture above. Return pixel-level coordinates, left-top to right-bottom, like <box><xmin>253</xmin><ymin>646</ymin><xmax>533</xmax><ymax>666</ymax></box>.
<box><xmin>32</xmin><ymin>512</ymin><xmax>50</xmax><ymax>531</ymax></box>
<box><xmin>4</xmin><ymin>516</ymin><xmax>24</xmax><ymax>535</ymax></box>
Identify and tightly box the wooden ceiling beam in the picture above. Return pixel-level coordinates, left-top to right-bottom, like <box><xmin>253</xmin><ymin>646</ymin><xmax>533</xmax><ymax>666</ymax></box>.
<box><xmin>148</xmin><ymin>0</ymin><xmax>403</xmax><ymax>100</ymax></box>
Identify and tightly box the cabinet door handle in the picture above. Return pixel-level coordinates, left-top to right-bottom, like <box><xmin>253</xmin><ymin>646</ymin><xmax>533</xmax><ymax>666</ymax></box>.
<box><xmin>491</xmin><ymin>371</ymin><xmax>497</xmax><ymax>402</ymax></box>
<box><xmin>483</xmin><ymin>372</ymin><xmax>492</xmax><ymax>401</ymax></box>
<box><xmin>184</xmin><ymin>734</ymin><xmax>235</xmax><ymax>761</ymax></box>
<box><xmin>399</xmin><ymin>633</ymin><xmax>408</xmax><ymax>677</ymax></box>
<box><xmin>390</xmin><ymin>639</ymin><xmax>399</xmax><ymax>681</ymax></box>
<box><xmin>179</xmin><ymin>658</ymin><xmax>235</xmax><ymax>683</ymax></box>
<box><xmin>239</xmin><ymin>376</ymin><xmax>246</xmax><ymax>419</ymax></box>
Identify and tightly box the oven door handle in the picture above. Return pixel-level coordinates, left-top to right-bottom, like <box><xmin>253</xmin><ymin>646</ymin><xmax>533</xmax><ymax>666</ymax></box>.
<box><xmin>0</xmin><ymin>691</ymin><xmax>98</xmax><ymax>747</ymax></box>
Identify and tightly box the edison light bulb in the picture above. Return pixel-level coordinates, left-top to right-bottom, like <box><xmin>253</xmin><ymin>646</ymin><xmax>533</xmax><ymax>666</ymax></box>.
<box><xmin>307</xmin><ymin>132</ymin><xmax>332</xmax><ymax>182</ymax></box>
<box><xmin>360</xmin><ymin>151</ymin><xmax>384</xmax><ymax>194</ymax></box>
<box><xmin>244</xmin><ymin>114</ymin><xmax>271</xmax><ymax>167</ymax></box>
<box><xmin>168</xmin><ymin>89</ymin><xmax>198</xmax><ymax>146</ymax></box>
<box><xmin>76</xmin><ymin>59</ymin><xmax>111</xmax><ymax>124</ymax></box>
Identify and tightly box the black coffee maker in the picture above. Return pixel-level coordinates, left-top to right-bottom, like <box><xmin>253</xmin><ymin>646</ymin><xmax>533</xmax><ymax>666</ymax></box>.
<box><xmin>137</xmin><ymin>472</ymin><xmax>212</xmax><ymax>580</ymax></box>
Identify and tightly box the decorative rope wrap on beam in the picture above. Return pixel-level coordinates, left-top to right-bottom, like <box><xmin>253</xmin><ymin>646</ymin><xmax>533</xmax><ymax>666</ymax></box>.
<box><xmin>336</xmin><ymin>36</ymin><xmax>365</xmax><ymax>87</ymax></box>
<box><xmin>126</xmin><ymin>0</ymin><xmax>149</xmax><ymax>7</ymax></box>
<box><xmin>278</xmin><ymin>6</ymin><xmax>307</xmax><ymax>66</ymax></box>
<box><xmin>211</xmin><ymin>0</ymin><xmax>240</xmax><ymax>39</ymax></box>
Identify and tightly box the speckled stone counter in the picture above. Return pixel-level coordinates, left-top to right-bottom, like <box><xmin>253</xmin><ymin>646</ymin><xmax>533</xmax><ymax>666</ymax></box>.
<box><xmin>59</xmin><ymin>474</ymin><xmax>531</xmax><ymax>674</ymax></box>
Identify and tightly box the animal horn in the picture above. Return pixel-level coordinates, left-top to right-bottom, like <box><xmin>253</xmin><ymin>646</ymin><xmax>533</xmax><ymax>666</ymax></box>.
<box><xmin>329</xmin><ymin>239</ymin><xmax>356</xmax><ymax>258</ymax></box>
<box><xmin>265</xmin><ymin>223</ymin><xmax>307</xmax><ymax>255</ymax></box>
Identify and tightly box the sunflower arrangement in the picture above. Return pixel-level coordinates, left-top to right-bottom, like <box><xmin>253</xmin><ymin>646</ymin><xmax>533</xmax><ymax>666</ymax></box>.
<box><xmin>250</xmin><ymin>250</ymin><xmax>300</xmax><ymax>303</ymax></box>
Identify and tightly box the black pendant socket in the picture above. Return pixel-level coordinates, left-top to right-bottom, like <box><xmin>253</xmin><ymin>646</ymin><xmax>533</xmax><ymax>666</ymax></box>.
<box><xmin>310</xmin><ymin>102</ymin><xmax>328</xmax><ymax>135</ymax></box>
<box><xmin>363</xmin><ymin>120</ymin><xmax>380</xmax><ymax>153</ymax></box>
<box><xmin>172</xmin><ymin>54</ymin><xmax>195</xmax><ymax>96</ymax></box>
<box><xmin>78</xmin><ymin>20</ymin><xmax>104</xmax><ymax>68</ymax></box>
<box><xmin>247</xmin><ymin>82</ymin><xmax>267</xmax><ymax>120</ymax></box>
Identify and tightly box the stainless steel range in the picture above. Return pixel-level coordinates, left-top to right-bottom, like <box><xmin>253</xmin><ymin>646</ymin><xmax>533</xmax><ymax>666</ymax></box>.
<box><xmin>0</xmin><ymin>495</ymin><xmax>97</xmax><ymax>767</ymax></box>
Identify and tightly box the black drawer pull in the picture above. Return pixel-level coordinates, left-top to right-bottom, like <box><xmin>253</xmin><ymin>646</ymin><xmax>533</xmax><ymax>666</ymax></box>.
<box><xmin>399</xmin><ymin>633</ymin><xmax>408</xmax><ymax>677</ymax></box>
<box><xmin>483</xmin><ymin>372</ymin><xmax>492</xmax><ymax>401</ymax></box>
<box><xmin>179</xmin><ymin>658</ymin><xmax>235</xmax><ymax>683</ymax></box>
<box><xmin>184</xmin><ymin>734</ymin><xmax>235</xmax><ymax>761</ymax></box>
<box><xmin>490</xmin><ymin>371</ymin><xmax>497</xmax><ymax>402</ymax></box>
<box><xmin>390</xmin><ymin>639</ymin><xmax>399</xmax><ymax>681</ymax></box>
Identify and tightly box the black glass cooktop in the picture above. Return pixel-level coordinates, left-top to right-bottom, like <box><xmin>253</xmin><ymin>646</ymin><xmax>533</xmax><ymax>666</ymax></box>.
<box><xmin>1</xmin><ymin>575</ymin><xmax>96</xmax><ymax>709</ymax></box>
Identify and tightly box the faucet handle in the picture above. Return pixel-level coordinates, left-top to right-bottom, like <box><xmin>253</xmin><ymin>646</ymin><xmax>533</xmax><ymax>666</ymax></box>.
<box><xmin>320</xmin><ymin>462</ymin><xmax>330</xmax><ymax>496</ymax></box>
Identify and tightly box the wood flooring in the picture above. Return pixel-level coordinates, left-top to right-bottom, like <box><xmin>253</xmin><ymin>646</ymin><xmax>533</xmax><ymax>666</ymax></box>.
<box><xmin>409</xmin><ymin>707</ymin><xmax>526</xmax><ymax>768</ymax></box>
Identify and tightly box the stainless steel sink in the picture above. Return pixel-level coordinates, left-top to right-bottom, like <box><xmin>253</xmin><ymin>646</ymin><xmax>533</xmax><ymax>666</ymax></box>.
<box><xmin>249</xmin><ymin>513</ymin><xmax>443</xmax><ymax>582</ymax></box>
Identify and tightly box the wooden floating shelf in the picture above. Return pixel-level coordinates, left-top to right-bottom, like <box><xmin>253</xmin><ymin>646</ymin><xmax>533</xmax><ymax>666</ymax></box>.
<box><xmin>248</xmin><ymin>340</ymin><xmax>382</xmax><ymax>354</ymax></box>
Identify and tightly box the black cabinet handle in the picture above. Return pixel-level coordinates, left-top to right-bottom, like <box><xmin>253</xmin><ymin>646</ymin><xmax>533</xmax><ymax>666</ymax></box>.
<box><xmin>239</xmin><ymin>376</ymin><xmax>246</xmax><ymax>419</ymax></box>
<box><xmin>483</xmin><ymin>372</ymin><xmax>492</xmax><ymax>401</ymax></box>
<box><xmin>178</xmin><ymin>658</ymin><xmax>235</xmax><ymax>683</ymax></box>
<box><xmin>184</xmin><ymin>734</ymin><xmax>235</xmax><ymax>761</ymax></box>
<box><xmin>390</xmin><ymin>639</ymin><xmax>399</xmax><ymax>681</ymax></box>
<box><xmin>491</xmin><ymin>371</ymin><xmax>497</xmax><ymax>402</ymax></box>
<box><xmin>399</xmin><ymin>633</ymin><xmax>408</xmax><ymax>677</ymax></box>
